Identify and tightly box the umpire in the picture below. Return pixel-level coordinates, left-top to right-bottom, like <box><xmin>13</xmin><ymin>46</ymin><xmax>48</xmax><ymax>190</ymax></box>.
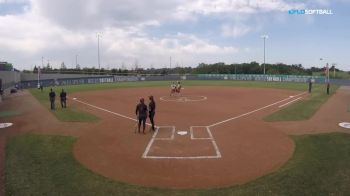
<box><xmin>49</xmin><ymin>88</ymin><xmax>56</xmax><ymax>110</ymax></box>
<box><xmin>135</xmin><ymin>98</ymin><xmax>148</xmax><ymax>134</ymax></box>
<box><xmin>148</xmin><ymin>95</ymin><xmax>156</xmax><ymax>131</ymax></box>
<box><xmin>308</xmin><ymin>78</ymin><xmax>313</xmax><ymax>93</ymax></box>
<box><xmin>60</xmin><ymin>89</ymin><xmax>67</xmax><ymax>108</ymax></box>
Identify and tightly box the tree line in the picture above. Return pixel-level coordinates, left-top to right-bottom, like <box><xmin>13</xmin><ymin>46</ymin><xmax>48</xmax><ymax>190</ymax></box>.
<box><xmin>25</xmin><ymin>61</ymin><xmax>343</xmax><ymax>77</ymax></box>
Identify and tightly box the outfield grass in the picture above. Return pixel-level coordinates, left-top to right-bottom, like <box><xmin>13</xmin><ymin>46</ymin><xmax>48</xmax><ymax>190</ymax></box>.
<box><xmin>6</xmin><ymin>133</ymin><xmax>350</xmax><ymax>195</ymax></box>
<box><xmin>264</xmin><ymin>84</ymin><xmax>339</xmax><ymax>121</ymax></box>
<box><xmin>34</xmin><ymin>80</ymin><xmax>310</xmax><ymax>94</ymax></box>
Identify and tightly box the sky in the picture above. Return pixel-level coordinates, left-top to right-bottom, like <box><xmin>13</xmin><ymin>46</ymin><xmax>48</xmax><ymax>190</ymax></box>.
<box><xmin>0</xmin><ymin>0</ymin><xmax>349</xmax><ymax>71</ymax></box>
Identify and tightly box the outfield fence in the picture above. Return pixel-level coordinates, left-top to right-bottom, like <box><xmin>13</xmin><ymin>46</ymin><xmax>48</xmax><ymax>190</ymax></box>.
<box><xmin>16</xmin><ymin>73</ymin><xmax>334</xmax><ymax>89</ymax></box>
<box><xmin>0</xmin><ymin>71</ymin><xmax>21</xmax><ymax>98</ymax></box>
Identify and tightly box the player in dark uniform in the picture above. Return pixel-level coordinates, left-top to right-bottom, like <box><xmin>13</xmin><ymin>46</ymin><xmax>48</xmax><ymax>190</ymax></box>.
<box><xmin>326</xmin><ymin>82</ymin><xmax>330</xmax><ymax>95</ymax></box>
<box><xmin>136</xmin><ymin>98</ymin><xmax>148</xmax><ymax>134</ymax></box>
<box><xmin>148</xmin><ymin>96</ymin><xmax>156</xmax><ymax>131</ymax></box>
<box><xmin>49</xmin><ymin>88</ymin><xmax>56</xmax><ymax>110</ymax></box>
<box><xmin>308</xmin><ymin>78</ymin><xmax>312</xmax><ymax>93</ymax></box>
<box><xmin>60</xmin><ymin>89</ymin><xmax>67</xmax><ymax>108</ymax></box>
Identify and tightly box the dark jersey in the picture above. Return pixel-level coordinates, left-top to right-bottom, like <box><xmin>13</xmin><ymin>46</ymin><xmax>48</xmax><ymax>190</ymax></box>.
<box><xmin>49</xmin><ymin>92</ymin><xmax>56</xmax><ymax>100</ymax></box>
<box><xmin>136</xmin><ymin>103</ymin><xmax>148</xmax><ymax>118</ymax></box>
<box><xmin>60</xmin><ymin>92</ymin><xmax>67</xmax><ymax>100</ymax></box>
<box><xmin>149</xmin><ymin>101</ymin><xmax>156</xmax><ymax>114</ymax></box>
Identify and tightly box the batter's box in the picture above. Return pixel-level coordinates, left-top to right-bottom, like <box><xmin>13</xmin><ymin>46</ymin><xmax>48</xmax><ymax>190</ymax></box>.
<box><xmin>155</xmin><ymin>126</ymin><xmax>175</xmax><ymax>140</ymax></box>
<box><xmin>142</xmin><ymin>126</ymin><xmax>222</xmax><ymax>159</ymax></box>
<box><xmin>146</xmin><ymin>139</ymin><xmax>217</xmax><ymax>157</ymax></box>
<box><xmin>190</xmin><ymin>126</ymin><xmax>212</xmax><ymax>139</ymax></box>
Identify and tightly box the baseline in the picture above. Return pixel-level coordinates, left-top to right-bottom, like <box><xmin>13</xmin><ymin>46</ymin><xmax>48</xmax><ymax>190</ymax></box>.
<box><xmin>208</xmin><ymin>91</ymin><xmax>307</xmax><ymax>127</ymax></box>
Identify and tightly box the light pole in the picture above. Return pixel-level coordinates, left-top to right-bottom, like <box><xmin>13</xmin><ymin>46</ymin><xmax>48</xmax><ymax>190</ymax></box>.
<box><xmin>320</xmin><ymin>58</ymin><xmax>328</xmax><ymax>83</ymax></box>
<box><xmin>97</xmin><ymin>33</ymin><xmax>102</xmax><ymax>74</ymax></box>
<box><xmin>75</xmin><ymin>54</ymin><xmax>78</xmax><ymax>68</ymax></box>
<box><xmin>38</xmin><ymin>56</ymin><xmax>44</xmax><ymax>88</ymax></box>
<box><xmin>332</xmin><ymin>63</ymin><xmax>336</xmax><ymax>78</ymax></box>
<box><xmin>261</xmin><ymin>35</ymin><xmax>268</xmax><ymax>75</ymax></box>
<box><xmin>235</xmin><ymin>64</ymin><xmax>237</xmax><ymax>75</ymax></box>
<box><xmin>170</xmin><ymin>56</ymin><xmax>172</xmax><ymax>69</ymax></box>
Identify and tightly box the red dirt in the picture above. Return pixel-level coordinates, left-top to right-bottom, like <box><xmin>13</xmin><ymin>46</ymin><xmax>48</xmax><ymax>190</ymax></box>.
<box><xmin>269</xmin><ymin>86</ymin><xmax>350</xmax><ymax>135</ymax></box>
<box><xmin>0</xmin><ymin>85</ymin><xmax>349</xmax><ymax>191</ymax></box>
<box><xmin>71</xmin><ymin>86</ymin><xmax>298</xmax><ymax>188</ymax></box>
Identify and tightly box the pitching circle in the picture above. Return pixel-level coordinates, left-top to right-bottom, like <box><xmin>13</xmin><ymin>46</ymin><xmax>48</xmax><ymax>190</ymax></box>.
<box><xmin>160</xmin><ymin>95</ymin><xmax>207</xmax><ymax>102</ymax></box>
<box><xmin>339</xmin><ymin>122</ymin><xmax>350</xmax><ymax>129</ymax></box>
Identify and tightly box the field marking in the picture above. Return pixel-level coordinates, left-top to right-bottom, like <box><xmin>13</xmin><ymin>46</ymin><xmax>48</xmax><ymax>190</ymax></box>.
<box><xmin>154</xmin><ymin>126</ymin><xmax>175</xmax><ymax>140</ymax></box>
<box><xmin>208</xmin><ymin>91</ymin><xmax>307</xmax><ymax>128</ymax></box>
<box><xmin>207</xmin><ymin>127</ymin><xmax>222</xmax><ymax>158</ymax></box>
<box><xmin>190</xmin><ymin>126</ymin><xmax>212</xmax><ymax>140</ymax></box>
<box><xmin>142</xmin><ymin>126</ymin><xmax>221</xmax><ymax>159</ymax></box>
<box><xmin>73</xmin><ymin>91</ymin><xmax>306</xmax><ymax>160</ymax></box>
<box><xmin>278</xmin><ymin>97</ymin><xmax>302</xmax><ymax>108</ymax></box>
<box><xmin>72</xmin><ymin>97</ymin><xmax>153</xmax><ymax>126</ymax></box>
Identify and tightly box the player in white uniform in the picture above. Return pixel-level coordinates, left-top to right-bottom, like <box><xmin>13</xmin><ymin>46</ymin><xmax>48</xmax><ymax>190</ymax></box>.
<box><xmin>170</xmin><ymin>82</ymin><xmax>176</xmax><ymax>96</ymax></box>
<box><xmin>176</xmin><ymin>81</ymin><xmax>182</xmax><ymax>94</ymax></box>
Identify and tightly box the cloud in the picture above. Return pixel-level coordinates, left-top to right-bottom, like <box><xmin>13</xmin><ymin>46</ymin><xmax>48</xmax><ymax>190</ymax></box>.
<box><xmin>27</xmin><ymin>0</ymin><xmax>307</xmax><ymax>30</ymax></box>
<box><xmin>221</xmin><ymin>23</ymin><xmax>252</xmax><ymax>38</ymax></box>
<box><xmin>1</xmin><ymin>0</ymin><xmax>347</xmax><ymax>70</ymax></box>
<box><xmin>0</xmin><ymin>0</ymin><xmax>28</xmax><ymax>3</ymax></box>
<box><xmin>29</xmin><ymin>0</ymin><xmax>184</xmax><ymax>30</ymax></box>
<box><xmin>176</xmin><ymin>0</ymin><xmax>305</xmax><ymax>17</ymax></box>
<box><xmin>0</xmin><ymin>2</ymin><xmax>239</xmax><ymax>70</ymax></box>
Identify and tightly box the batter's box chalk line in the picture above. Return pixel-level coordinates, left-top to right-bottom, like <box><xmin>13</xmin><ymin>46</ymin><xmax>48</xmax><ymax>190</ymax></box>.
<box><xmin>142</xmin><ymin>126</ymin><xmax>222</xmax><ymax>159</ymax></box>
<box><xmin>160</xmin><ymin>95</ymin><xmax>207</xmax><ymax>102</ymax></box>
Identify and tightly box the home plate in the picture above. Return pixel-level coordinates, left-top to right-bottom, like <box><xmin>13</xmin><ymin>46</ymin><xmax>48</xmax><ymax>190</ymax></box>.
<box><xmin>73</xmin><ymin>98</ymin><xmax>77</xmax><ymax>100</ymax></box>
<box><xmin>0</xmin><ymin>123</ymin><xmax>13</xmax><ymax>129</ymax></box>
<box><xmin>177</xmin><ymin>131</ymin><xmax>188</xmax><ymax>136</ymax></box>
<box><xmin>339</xmin><ymin>122</ymin><xmax>350</xmax><ymax>129</ymax></box>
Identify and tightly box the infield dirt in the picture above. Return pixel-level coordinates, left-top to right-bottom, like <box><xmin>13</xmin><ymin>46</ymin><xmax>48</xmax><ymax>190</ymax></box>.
<box><xmin>0</xmin><ymin>86</ymin><xmax>349</xmax><ymax>190</ymax></box>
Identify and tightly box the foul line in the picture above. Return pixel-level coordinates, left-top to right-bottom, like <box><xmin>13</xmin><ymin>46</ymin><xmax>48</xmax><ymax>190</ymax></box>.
<box><xmin>208</xmin><ymin>91</ymin><xmax>307</xmax><ymax>128</ymax></box>
<box><xmin>72</xmin><ymin>98</ymin><xmax>152</xmax><ymax>126</ymax></box>
<box><xmin>278</xmin><ymin>97</ymin><xmax>302</xmax><ymax>108</ymax></box>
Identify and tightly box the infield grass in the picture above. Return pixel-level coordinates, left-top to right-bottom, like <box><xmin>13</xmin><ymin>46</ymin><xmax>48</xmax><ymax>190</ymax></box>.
<box><xmin>265</xmin><ymin>84</ymin><xmax>339</xmax><ymax>121</ymax></box>
<box><xmin>6</xmin><ymin>133</ymin><xmax>350</xmax><ymax>196</ymax></box>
